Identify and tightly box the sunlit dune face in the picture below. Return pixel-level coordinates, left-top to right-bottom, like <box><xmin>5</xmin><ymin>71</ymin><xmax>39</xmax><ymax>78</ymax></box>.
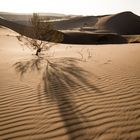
<box><xmin>0</xmin><ymin>0</ymin><xmax>140</xmax><ymax>16</ymax></box>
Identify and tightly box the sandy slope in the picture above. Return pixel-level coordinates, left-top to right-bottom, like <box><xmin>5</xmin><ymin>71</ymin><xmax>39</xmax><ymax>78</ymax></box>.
<box><xmin>0</xmin><ymin>28</ymin><xmax>140</xmax><ymax>140</ymax></box>
<box><xmin>96</xmin><ymin>12</ymin><xmax>140</xmax><ymax>35</ymax></box>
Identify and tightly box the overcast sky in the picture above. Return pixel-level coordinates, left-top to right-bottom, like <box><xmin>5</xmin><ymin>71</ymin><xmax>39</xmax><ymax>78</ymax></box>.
<box><xmin>0</xmin><ymin>0</ymin><xmax>140</xmax><ymax>16</ymax></box>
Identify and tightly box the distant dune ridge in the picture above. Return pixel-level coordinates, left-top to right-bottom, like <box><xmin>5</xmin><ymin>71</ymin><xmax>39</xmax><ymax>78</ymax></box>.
<box><xmin>96</xmin><ymin>11</ymin><xmax>140</xmax><ymax>35</ymax></box>
<box><xmin>0</xmin><ymin>11</ymin><xmax>140</xmax><ymax>44</ymax></box>
<box><xmin>52</xmin><ymin>16</ymin><xmax>98</xmax><ymax>30</ymax></box>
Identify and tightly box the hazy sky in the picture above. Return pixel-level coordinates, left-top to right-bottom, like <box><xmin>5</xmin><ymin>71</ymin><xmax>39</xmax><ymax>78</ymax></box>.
<box><xmin>0</xmin><ymin>0</ymin><xmax>140</xmax><ymax>16</ymax></box>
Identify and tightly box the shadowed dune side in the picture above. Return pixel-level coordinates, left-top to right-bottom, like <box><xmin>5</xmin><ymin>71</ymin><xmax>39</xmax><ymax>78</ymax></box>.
<box><xmin>62</xmin><ymin>32</ymin><xmax>127</xmax><ymax>44</ymax></box>
<box><xmin>0</xmin><ymin>17</ymin><xmax>32</xmax><ymax>36</ymax></box>
<box><xmin>96</xmin><ymin>12</ymin><xmax>140</xmax><ymax>35</ymax></box>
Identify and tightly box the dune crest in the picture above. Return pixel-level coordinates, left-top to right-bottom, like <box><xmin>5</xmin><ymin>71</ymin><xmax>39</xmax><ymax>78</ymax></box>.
<box><xmin>99</xmin><ymin>12</ymin><xmax>140</xmax><ymax>35</ymax></box>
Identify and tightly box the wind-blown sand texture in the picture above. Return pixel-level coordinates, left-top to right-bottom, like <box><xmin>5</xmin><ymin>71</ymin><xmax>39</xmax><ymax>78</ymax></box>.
<box><xmin>0</xmin><ymin>27</ymin><xmax>140</xmax><ymax>140</ymax></box>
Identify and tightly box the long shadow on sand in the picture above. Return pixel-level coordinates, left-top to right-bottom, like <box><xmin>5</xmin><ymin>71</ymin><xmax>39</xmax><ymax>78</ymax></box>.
<box><xmin>13</xmin><ymin>56</ymin><xmax>101</xmax><ymax>139</ymax></box>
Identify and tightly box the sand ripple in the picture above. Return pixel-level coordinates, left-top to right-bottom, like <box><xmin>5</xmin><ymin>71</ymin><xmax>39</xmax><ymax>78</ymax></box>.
<box><xmin>0</xmin><ymin>42</ymin><xmax>140</xmax><ymax>140</ymax></box>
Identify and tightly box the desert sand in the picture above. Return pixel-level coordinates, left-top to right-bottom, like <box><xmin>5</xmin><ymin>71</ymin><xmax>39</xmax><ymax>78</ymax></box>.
<box><xmin>0</xmin><ymin>27</ymin><xmax>140</xmax><ymax>140</ymax></box>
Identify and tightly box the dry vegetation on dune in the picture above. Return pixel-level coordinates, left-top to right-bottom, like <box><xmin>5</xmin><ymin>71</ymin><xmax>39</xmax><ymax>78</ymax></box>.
<box><xmin>16</xmin><ymin>13</ymin><xmax>63</xmax><ymax>56</ymax></box>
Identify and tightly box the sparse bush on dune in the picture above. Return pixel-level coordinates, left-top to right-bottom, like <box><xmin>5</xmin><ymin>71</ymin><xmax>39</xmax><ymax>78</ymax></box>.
<box><xmin>17</xmin><ymin>13</ymin><xmax>63</xmax><ymax>56</ymax></box>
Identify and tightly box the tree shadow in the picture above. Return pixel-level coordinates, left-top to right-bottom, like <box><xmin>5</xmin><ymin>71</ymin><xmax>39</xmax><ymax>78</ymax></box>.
<box><xmin>13</xmin><ymin>56</ymin><xmax>102</xmax><ymax>139</ymax></box>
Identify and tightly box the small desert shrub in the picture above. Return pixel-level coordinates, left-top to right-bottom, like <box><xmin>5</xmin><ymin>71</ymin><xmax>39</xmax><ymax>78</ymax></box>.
<box><xmin>17</xmin><ymin>13</ymin><xmax>63</xmax><ymax>56</ymax></box>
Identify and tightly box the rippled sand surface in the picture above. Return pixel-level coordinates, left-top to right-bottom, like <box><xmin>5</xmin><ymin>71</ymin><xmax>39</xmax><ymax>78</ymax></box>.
<box><xmin>0</xmin><ymin>28</ymin><xmax>140</xmax><ymax>140</ymax></box>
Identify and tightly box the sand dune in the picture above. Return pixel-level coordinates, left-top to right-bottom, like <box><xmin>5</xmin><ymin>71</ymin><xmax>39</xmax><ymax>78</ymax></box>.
<box><xmin>52</xmin><ymin>16</ymin><xmax>98</xmax><ymax>30</ymax></box>
<box><xmin>0</xmin><ymin>17</ymin><xmax>63</xmax><ymax>43</ymax></box>
<box><xmin>0</xmin><ymin>17</ymin><xmax>127</xmax><ymax>44</ymax></box>
<box><xmin>0</xmin><ymin>27</ymin><xmax>140</xmax><ymax>140</ymax></box>
<box><xmin>51</xmin><ymin>11</ymin><xmax>140</xmax><ymax>36</ymax></box>
<box><xmin>0</xmin><ymin>16</ymin><xmax>36</xmax><ymax>37</ymax></box>
<box><xmin>96</xmin><ymin>12</ymin><xmax>140</xmax><ymax>35</ymax></box>
<box><xmin>1</xmin><ymin>11</ymin><xmax>140</xmax><ymax>44</ymax></box>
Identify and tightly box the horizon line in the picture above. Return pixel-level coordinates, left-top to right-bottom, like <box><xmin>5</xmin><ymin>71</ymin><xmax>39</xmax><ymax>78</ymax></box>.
<box><xmin>0</xmin><ymin>10</ymin><xmax>139</xmax><ymax>17</ymax></box>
